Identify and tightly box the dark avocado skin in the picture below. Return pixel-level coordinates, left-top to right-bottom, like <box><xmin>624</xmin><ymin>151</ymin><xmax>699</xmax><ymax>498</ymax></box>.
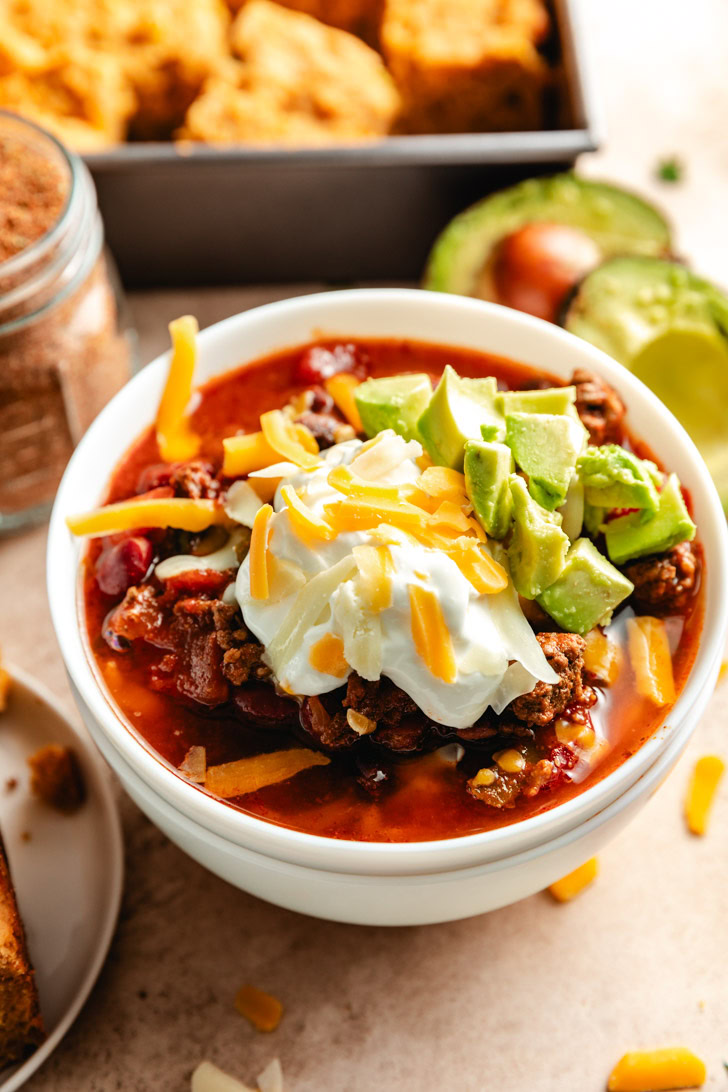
<box><xmin>423</xmin><ymin>173</ymin><xmax>673</xmax><ymax>300</ymax></box>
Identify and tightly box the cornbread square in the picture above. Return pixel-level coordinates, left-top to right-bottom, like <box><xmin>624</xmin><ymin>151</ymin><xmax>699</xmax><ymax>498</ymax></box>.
<box><xmin>381</xmin><ymin>0</ymin><xmax>548</xmax><ymax>134</ymax></box>
<box><xmin>183</xmin><ymin>0</ymin><xmax>400</xmax><ymax>144</ymax></box>
<box><xmin>0</xmin><ymin>839</ymin><xmax>44</xmax><ymax>1068</ymax></box>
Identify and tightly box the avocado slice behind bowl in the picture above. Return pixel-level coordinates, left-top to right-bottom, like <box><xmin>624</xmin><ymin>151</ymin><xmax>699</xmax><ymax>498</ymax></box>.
<box><xmin>563</xmin><ymin>256</ymin><xmax>728</xmax><ymax>512</ymax></box>
<box><xmin>423</xmin><ymin>174</ymin><xmax>672</xmax><ymax>300</ymax></box>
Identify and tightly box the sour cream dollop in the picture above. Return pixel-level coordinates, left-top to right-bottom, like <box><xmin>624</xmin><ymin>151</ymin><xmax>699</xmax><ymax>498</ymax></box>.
<box><xmin>235</xmin><ymin>432</ymin><xmax>557</xmax><ymax>729</ymax></box>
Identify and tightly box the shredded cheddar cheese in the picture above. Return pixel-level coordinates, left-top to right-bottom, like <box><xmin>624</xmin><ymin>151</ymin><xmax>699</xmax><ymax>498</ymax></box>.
<box><xmin>583</xmin><ymin>627</ymin><xmax>622</xmax><ymax>685</ymax></box>
<box><xmin>222</xmin><ymin>424</ymin><xmax>318</xmax><ymax>478</ymax></box>
<box><xmin>626</xmin><ymin>616</ymin><xmax>676</xmax><ymax>706</ymax></box>
<box><xmin>548</xmin><ymin>857</ymin><xmax>598</xmax><ymax>902</ymax></box>
<box><xmin>234</xmin><ymin>985</ymin><xmax>283</xmax><ymax>1033</ymax></box>
<box><xmin>408</xmin><ymin>584</ymin><xmax>456</xmax><ymax>683</ymax></box>
<box><xmin>324</xmin><ymin>373</ymin><xmax>363</xmax><ymax>431</ymax></box>
<box><xmin>309</xmin><ymin>633</ymin><xmax>349</xmax><ymax>677</ymax></box>
<box><xmin>280</xmin><ymin>485</ymin><xmax>336</xmax><ymax>542</ymax></box>
<box><xmin>155</xmin><ymin>315</ymin><xmax>202</xmax><ymax>463</ymax></box>
<box><xmin>260</xmin><ymin>409</ymin><xmax>321</xmax><ymax>469</ymax></box>
<box><xmin>206</xmin><ymin>748</ymin><xmax>330</xmax><ymax>798</ymax></box>
<box><xmin>327</xmin><ymin>464</ymin><xmax>403</xmax><ymax>501</ymax></box>
<box><xmin>430</xmin><ymin>500</ymin><xmax>473</xmax><ymax>536</ymax></box>
<box><xmin>353</xmin><ymin>544</ymin><xmax>394</xmax><ymax>612</ymax></box>
<box><xmin>67</xmin><ymin>497</ymin><xmax>223</xmax><ymax>536</ymax></box>
<box><xmin>685</xmin><ymin>755</ymin><xmax>725</xmax><ymax>836</ymax></box>
<box><xmin>417</xmin><ymin>466</ymin><xmax>468</xmax><ymax>503</ymax></box>
<box><xmin>324</xmin><ymin>497</ymin><xmax>430</xmax><ymax>534</ymax></box>
<box><xmin>442</xmin><ymin>538</ymin><xmax>508</xmax><ymax>594</ymax></box>
<box><xmin>249</xmin><ymin>504</ymin><xmax>273</xmax><ymax>600</ymax></box>
<box><xmin>607</xmin><ymin>1048</ymin><xmax>706</xmax><ymax>1091</ymax></box>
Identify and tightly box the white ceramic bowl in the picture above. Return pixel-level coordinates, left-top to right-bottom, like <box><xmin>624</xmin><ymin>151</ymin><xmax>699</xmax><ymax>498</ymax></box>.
<box><xmin>48</xmin><ymin>289</ymin><xmax>728</xmax><ymax>926</ymax></box>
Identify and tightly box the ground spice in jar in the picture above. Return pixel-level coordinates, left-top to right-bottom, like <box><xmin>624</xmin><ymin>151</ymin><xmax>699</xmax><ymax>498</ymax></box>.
<box><xmin>0</xmin><ymin>134</ymin><xmax>67</xmax><ymax>262</ymax></box>
<box><xmin>0</xmin><ymin>112</ymin><xmax>133</xmax><ymax>528</ymax></box>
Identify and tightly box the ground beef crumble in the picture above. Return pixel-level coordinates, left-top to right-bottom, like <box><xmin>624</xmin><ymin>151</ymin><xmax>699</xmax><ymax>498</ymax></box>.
<box><xmin>623</xmin><ymin>540</ymin><xmax>701</xmax><ymax>615</ymax></box>
<box><xmin>572</xmin><ymin>367</ymin><xmax>625</xmax><ymax>445</ymax></box>
<box><xmin>508</xmin><ymin>632</ymin><xmax>586</xmax><ymax>727</ymax></box>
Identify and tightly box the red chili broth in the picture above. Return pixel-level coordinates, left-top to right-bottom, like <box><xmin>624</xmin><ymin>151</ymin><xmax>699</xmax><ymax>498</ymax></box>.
<box><xmin>83</xmin><ymin>338</ymin><xmax>704</xmax><ymax>842</ymax></box>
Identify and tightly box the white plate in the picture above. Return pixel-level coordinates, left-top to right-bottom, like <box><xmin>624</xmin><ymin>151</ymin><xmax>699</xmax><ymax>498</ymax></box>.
<box><xmin>0</xmin><ymin>666</ymin><xmax>123</xmax><ymax>1091</ymax></box>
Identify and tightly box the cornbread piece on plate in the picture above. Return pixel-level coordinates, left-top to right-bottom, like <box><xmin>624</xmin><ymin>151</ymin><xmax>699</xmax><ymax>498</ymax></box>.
<box><xmin>381</xmin><ymin>0</ymin><xmax>549</xmax><ymax>134</ymax></box>
<box><xmin>0</xmin><ymin>837</ymin><xmax>44</xmax><ymax>1069</ymax></box>
<box><xmin>182</xmin><ymin>0</ymin><xmax>399</xmax><ymax>144</ymax></box>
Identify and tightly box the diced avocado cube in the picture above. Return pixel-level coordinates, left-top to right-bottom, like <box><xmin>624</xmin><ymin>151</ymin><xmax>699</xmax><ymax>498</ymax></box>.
<box><xmin>605</xmin><ymin>473</ymin><xmax>696</xmax><ymax>564</ymax></box>
<box><xmin>505</xmin><ymin>412</ymin><xmax>587</xmax><ymax>510</ymax></box>
<box><xmin>496</xmin><ymin>385</ymin><xmax>576</xmax><ymax>416</ymax></box>
<box><xmin>464</xmin><ymin>440</ymin><xmax>514</xmax><ymax>539</ymax></box>
<box><xmin>507</xmin><ymin>476</ymin><xmax>569</xmax><ymax>599</ymax></box>
<box><xmin>417</xmin><ymin>365</ymin><xmax>505</xmax><ymax>470</ymax></box>
<box><xmin>354</xmin><ymin>373</ymin><xmax>432</xmax><ymax>442</ymax></box>
<box><xmin>583</xmin><ymin>501</ymin><xmax>607</xmax><ymax>536</ymax></box>
<box><xmin>537</xmin><ymin>538</ymin><xmax>634</xmax><ymax>634</ymax></box>
<box><xmin>578</xmin><ymin>444</ymin><xmax>660</xmax><ymax>516</ymax></box>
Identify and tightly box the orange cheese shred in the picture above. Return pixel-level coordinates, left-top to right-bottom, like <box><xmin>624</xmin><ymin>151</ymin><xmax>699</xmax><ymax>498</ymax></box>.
<box><xmin>222</xmin><ymin>424</ymin><xmax>318</xmax><ymax>477</ymax></box>
<box><xmin>416</xmin><ymin>466</ymin><xmax>468</xmax><ymax>504</ymax></box>
<box><xmin>626</xmin><ymin>616</ymin><xmax>676</xmax><ymax>706</ymax></box>
<box><xmin>206</xmin><ymin>748</ymin><xmax>330</xmax><ymax>798</ymax></box>
<box><xmin>234</xmin><ymin>985</ymin><xmax>283</xmax><ymax>1033</ymax></box>
<box><xmin>408</xmin><ymin>584</ymin><xmax>456</xmax><ymax>683</ymax></box>
<box><xmin>249</xmin><ymin>503</ymin><xmax>273</xmax><ymax>600</ymax></box>
<box><xmin>156</xmin><ymin>315</ymin><xmax>202</xmax><ymax>463</ymax></box>
<box><xmin>308</xmin><ymin>633</ymin><xmax>349</xmax><ymax>678</ymax></box>
<box><xmin>548</xmin><ymin>857</ymin><xmax>598</xmax><ymax>902</ymax></box>
<box><xmin>260</xmin><ymin>409</ymin><xmax>321</xmax><ymax>469</ymax></box>
<box><xmin>583</xmin><ymin>627</ymin><xmax>622</xmax><ymax>685</ymax></box>
<box><xmin>443</xmin><ymin>538</ymin><xmax>508</xmax><ymax>594</ymax></box>
<box><xmin>324</xmin><ymin>373</ymin><xmax>363</xmax><ymax>431</ymax></box>
<box><xmin>685</xmin><ymin>754</ymin><xmax>725</xmax><ymax>836</ymax></box>
<box><xmin>280</xmin><ymin>485</ymin><xmax>335</xmax><ymax>542</ymax></box>
<box><xmin>607</xmin><ymin>1048</ymin><xmax>706</xmax><ymax>1091</ymax></box>
<box><xmin>66</xmin><ymin>497</ymin><xmax>223</xmax><ymax>537</ymax></box>
<box><xmin>324</xmin><ymin>497</ymin><xmax>429</xmax><ymax>534</ymax></box>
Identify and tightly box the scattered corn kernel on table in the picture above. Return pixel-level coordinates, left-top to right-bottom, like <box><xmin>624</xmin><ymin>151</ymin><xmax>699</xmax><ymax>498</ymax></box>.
<box><xmin>3</xmin><ymin>0</ymin><xmax>728</xmax><ymax>1087</ymax></box>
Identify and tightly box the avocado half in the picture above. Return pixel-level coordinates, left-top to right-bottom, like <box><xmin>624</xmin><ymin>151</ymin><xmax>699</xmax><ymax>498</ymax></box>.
<box><xmin>423</xmin><ymin>174</ymin><xmax>672</xmax><ymax>299</ymax></box>
<box><xmin>563</xmin><ymin>256</ymin><xmax>728</xmax><ymax>511</ymax></box>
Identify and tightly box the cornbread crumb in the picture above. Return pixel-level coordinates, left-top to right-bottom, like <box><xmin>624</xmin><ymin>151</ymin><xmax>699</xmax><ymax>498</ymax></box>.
<box><xmin>234</xmin><ymin>983</ymin><xmax>283</xmax><ymax>1032</ymax></box>
<box><xmin>27</xmin><ymin>744</ymin><xmax>86</xmax><ymax>815</ymax></box>
<box><xmin>0</xmin><ymin>838</ymin><xmax>44</xmax><ymax>1067</ymax></box>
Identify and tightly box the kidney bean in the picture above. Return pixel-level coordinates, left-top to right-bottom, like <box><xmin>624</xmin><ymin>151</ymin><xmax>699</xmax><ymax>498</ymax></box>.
<box><xmin>96</xmin><ymin>536</ymin><xmax>153</xmax><ymax>597</ymax></box>
<box><xmin>232</xmin><ymin>684</ymin><xmax>299</xmax><ymax>728</ymax></box>
<box><xmin>293</xmin><ymin>343</ymin><xmax>369</xmax><ymax>386</ymax></box>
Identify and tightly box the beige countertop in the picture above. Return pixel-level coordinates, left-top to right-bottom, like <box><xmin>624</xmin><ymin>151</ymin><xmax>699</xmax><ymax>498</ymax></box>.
<box><xmin>3</xmin><ymin>0</ymin><xmax>728</xmax><ymax>1087</ymax></box>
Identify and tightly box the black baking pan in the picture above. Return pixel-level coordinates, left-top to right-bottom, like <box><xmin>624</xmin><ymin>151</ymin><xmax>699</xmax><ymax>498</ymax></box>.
<box><xmin>85</xmin><ymin>0</ymin><xmax>602</xmax><ymax>287</ymax></box>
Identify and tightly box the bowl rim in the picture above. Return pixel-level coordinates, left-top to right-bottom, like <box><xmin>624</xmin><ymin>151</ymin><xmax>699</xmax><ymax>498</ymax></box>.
<box><xmin>47</xmin><ymin>288</ymin><xmax>728</xmax><ymax>876</ymax></box>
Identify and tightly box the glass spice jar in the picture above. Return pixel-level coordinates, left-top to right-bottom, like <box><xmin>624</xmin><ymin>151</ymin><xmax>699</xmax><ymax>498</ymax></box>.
<box><xmin>0</xmin><ymin>110</ymin><xmax>136</xmax><ymax>532</ymax></box>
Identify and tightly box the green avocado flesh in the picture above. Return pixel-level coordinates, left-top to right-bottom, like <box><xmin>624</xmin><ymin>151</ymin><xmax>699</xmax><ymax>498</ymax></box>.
<box><xmin>507</xmin><ymin>476</ymin><xmax>569</xmax><ymax>599</ymax></box>
<box><xmin>354</xmin><ymin>373</ymin><xmax>432</xmax><ymax>442</ymax></box>
<box><xmin>464</xmin><ymin>440</ymin><xmax>514</xmax><ymax>539</ymax></box>
<box><xmin>537</xmin><ymin>538</ymin><xmax>634</xmax><ymax>635</ymax></box>
<box><xmin>564</xmin><ymin>256</ymin><xmax>728</xmax><ymax>511</ymax></box>
<box><xmin>604</xmin><ymin>473</ymin><xmax>696</xmax><ymax>565</ymax></box>
<box><xmin>417</xmin><ymin>365</ymin><xmax>505</xmax><ymax>470</ymax></box>
<box><xmin>505</xmin><ymin>412</ymin><xmax>586</xmax><ymax>510</ymax></box>
<box><xmin>496</xmin><ymin>386</ymin><xmax>576</xmax><ymax>416</ymax></box>
<box><xmin>578</xmin><ymin>445</ymin><xmax>660</xmax><ymax>517</ymax></box>
<box><xmin>423</xmin><ymin>174</ymin><xmax>672</xmax><ymax>299</ymax></box>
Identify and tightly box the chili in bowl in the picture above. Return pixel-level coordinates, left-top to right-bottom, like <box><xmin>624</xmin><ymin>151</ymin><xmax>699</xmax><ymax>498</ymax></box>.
<box><xmin>48</xmin><ymin>290</ymin><xmax>728</xmax><ymax>925</ymax></box>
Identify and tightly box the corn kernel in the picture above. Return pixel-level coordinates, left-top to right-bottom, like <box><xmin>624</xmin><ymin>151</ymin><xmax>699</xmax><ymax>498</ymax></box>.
<box><xmin>576</xmin><ymin>726</ymin><xmax>596</xmax><ymax>749</ymax></box>
<box><xmin>346</xmin><ymin>709</ymin><xmax>377</xmax><ymax>735</ymax></box>
<box><xmin>472</xmin><ymin>767</ymin><xmax>496</xmax><ymax>787</ymax></box>
<box><xmin>607</xmin><ymin>1047</ymin><xmax>706</xmax><ymax>1091</ymax></box>
<box><xmin>555</xmin><ymin>719</ymin><xmax>581</xmax><ymax>743</ymax></box>
<box><xmin>493</xmin><ymin>748</ymin><xmax>525</xmax><ymax>773</ymax></box>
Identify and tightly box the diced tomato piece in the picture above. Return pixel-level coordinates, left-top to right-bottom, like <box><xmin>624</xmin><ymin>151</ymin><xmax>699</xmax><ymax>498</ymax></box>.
<box><xmin>293</xmin><ymin>344</ymin><xmax>369</xmax><ymax>386</ymax></box>
<box><xmin>136</xmin><ymin>465</ymin><xmax>174</xmax><ymax>493</ymax></box>
<box><xmin>96</xmin><ymin>536</ymin><xmax>153</xmax><ymax>597</ymax></box>
<box><xmin>161</xmin><ymin>569</ymin><xmax>232</xmax><ymax>597</ymax></box>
